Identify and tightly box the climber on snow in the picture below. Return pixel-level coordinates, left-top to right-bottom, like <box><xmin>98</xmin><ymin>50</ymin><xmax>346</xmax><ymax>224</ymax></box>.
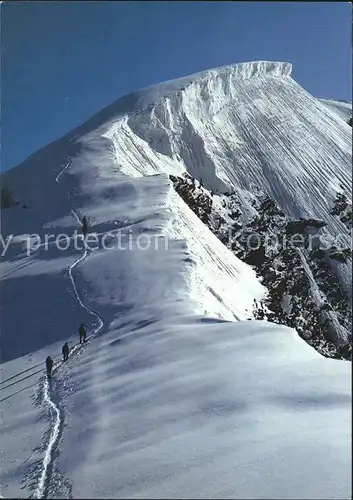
<box><xmin>46</xmin><ymin>356</ymin><xmax>53</xmax><ymax>378</ymax></box>
<box><xmin>81</xmin><ymin>216</ymin><xmax>88</xmax><ymax>237</ymax></box>
<box><xmin>62</xmin><ymin>342</ymin><xmax>69</xmax><ymax>362</ymax></box>
<box><xmin>79</xmin><ymin>323</ymin><xmax>87</xmax><ymax>344</ymax></box>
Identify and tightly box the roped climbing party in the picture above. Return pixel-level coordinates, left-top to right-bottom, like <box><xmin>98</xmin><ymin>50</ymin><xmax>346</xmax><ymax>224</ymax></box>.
<box><xmin>45</xmin><ymin>324</ymin><xmax>88</xmax><ymax>377</ymax></box>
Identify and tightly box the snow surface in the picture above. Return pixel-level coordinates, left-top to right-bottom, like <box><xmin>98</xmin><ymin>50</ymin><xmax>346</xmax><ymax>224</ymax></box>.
<box><xmin>0</xmin><ymin>61</ymin><xmax>351</xmax><ymax>498</ymax></box>
<box><xmin>319</xmin><ymin>98</ymin><xmax>352</xmax><ymax>122</ymax></box>
<box><xmin>102</xmin><ymin>61</ymin><xmax>352</xmax><ymax>298</ymax></box>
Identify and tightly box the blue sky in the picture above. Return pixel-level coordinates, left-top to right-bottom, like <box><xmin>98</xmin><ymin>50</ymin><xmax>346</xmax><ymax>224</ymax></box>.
<box><xmin>1</xmin><ymin>1</ymin><xmax>351</xmax><ymax>171</ymax></box>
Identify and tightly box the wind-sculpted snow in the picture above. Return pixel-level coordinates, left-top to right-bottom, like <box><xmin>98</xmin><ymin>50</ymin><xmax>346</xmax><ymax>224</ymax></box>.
<box><xmin>319</xmin><ymin>98</ymin><xmax>352</xmax><ymax>122</ymax></box>
<box><xmin>131</xmin><ymin>60</ymin><xmax>292</xmax><ymax>110</ymax></box>
<box><xmin>104</xmin><ymin>61</ymin><xmax>351</xmax><ymax>305</ymax></box>
<box><xmin>56</xmin><ymin>317</ymin><xmax>351</xmax><ymax>499</ymax></box>
<box><xmin>0</xmin><ymin>60</ymin><xmax>351</xmax><ymax>498</ymax></box>
<box><xmin>106</xmin><ymin>66</ymin><xmax>350</xmax><ymax>227</ymax></box>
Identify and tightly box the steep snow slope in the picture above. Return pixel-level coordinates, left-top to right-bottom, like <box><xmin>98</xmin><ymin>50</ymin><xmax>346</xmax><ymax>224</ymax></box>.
<box><xmin>103</xmin><ymin>62</ymin><xmax>351</xmax><ymax>234</ymax></box>
<box><xmin>0</xmin><ymin>61</ymin><xmax>351</xmax><ymax>498</ymax></box>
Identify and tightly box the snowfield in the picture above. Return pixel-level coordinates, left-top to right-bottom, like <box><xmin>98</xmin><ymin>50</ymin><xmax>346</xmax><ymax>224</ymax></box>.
<box><xmin>0</xmin><ymin>60</ymin><xmax>351</xmax><ymax>498</ymax></box>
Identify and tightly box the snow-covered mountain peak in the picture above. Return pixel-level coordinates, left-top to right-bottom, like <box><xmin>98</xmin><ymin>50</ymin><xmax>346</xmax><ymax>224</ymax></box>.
<box><xmin>65</xmin><ymin>60</ymin><xmax>293</xmax><ymax>137</ymax></box>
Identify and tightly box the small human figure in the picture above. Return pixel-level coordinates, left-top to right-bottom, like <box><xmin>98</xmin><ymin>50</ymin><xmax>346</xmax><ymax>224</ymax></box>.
<box><xmin>62</xmin><ymin>342</ymin><xmax>69</xmax><ymax>362</ymax></box>
<box><xmin>46</xmin><ymin>356</ymin><xmax>53</xmax><ymax>378</ymax></box>
<box><xmin>79</xmin><ymin>323</ymin><xmax>87</xmax><ymax>344</ymax></box>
